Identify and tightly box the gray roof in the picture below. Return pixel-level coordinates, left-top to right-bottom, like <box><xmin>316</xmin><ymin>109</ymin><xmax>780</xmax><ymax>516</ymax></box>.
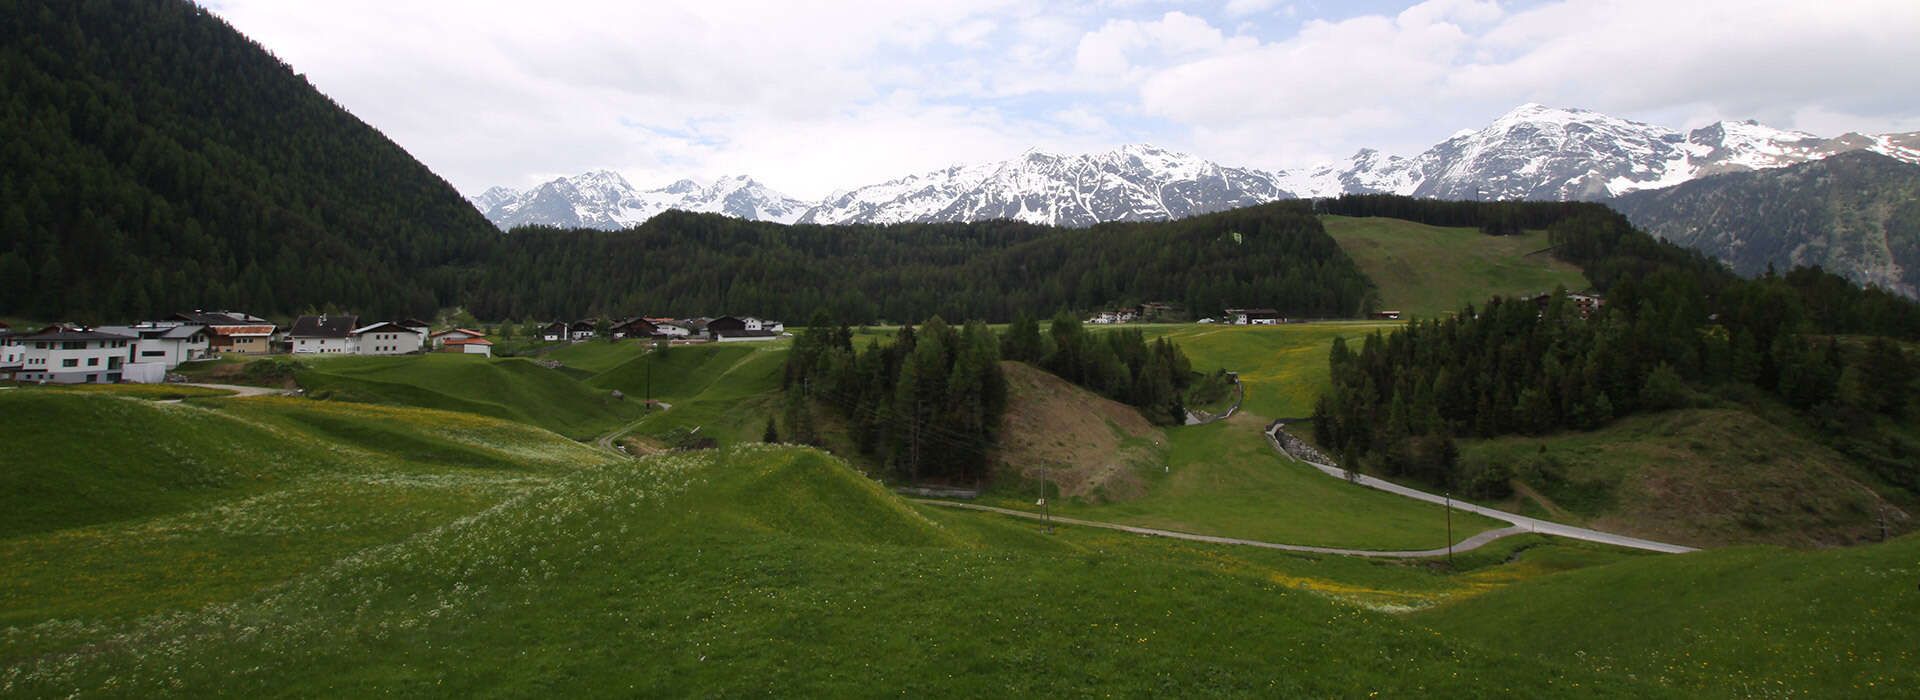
<box><xmin>21</xmin><ymin>329</ymin><xmax>135</xmax><ymax>342</ymax></box>
<box><xmin>288</xmin><ymin>314</ymin><xmax>361</xmax><ymax>339</ymax></box>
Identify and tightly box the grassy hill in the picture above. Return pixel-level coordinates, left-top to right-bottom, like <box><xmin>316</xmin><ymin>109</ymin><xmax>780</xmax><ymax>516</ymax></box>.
<box><xmin>294</xmin><ymin>353</ymin><xmax>644</xmax><ymax>440</ymax></box>
<box><xmin>1460</xmin><ymin>407</ymin><xmax>1904</xmax><ymax>548</ymax></box>
<box><xmin>5</xmin><ymin>442</ymin><xmax>1646</xmax><ymax>696</ymax></box>
<box><xmin>1418</xmin><ymin>533</ymin><xmax>1920</xmax><ymax>694</ymax></box>
<box><xmin>1322</xmin><ymin>215</ymin><xmax>1591</xmax><ymax>318</ymax></box>
<box><xmin>595</xmin><ymin>343</ymin><xmax>791</xmax><ymax>448</ymax></box>
<box><xmin>1131</xmin><ymin>322</ymin><xmax>1399</xmax><ymax>419</ymax></box>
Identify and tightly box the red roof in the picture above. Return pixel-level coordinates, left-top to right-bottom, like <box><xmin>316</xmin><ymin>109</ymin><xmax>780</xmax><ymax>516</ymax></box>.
<box><xmin>444</xmin><ymin>337</ymin><xmax>493</xmax><ymax>346</ymax></box>
<box><xmin>431</xmin><ymin>328</ymin><xmax>487</xmax><ymax>338</ymax></box>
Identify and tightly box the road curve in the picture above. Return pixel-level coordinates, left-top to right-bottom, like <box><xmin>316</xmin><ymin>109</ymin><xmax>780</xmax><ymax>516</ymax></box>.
<box><xmin>1265</xmin><ymin>425</ymin><xmax>1696</xmax><ymax>554</ymax></box>
<box><xmin>178</xmin><ymin>382</ymin><xmax>293</xmax><ymax>398</ymax></box>
<box><xmin>593</xmin><ymin>401</ymin><xmax>672</xmax><ymax>456</ymax></box>
<box><xmin>914</xmin><ymin>499</ymin><xmax>1529</xmax><ymax>559</ymax></box>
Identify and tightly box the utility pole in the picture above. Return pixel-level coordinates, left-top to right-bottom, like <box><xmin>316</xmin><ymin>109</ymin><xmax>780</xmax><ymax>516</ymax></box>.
<box><xmin>1445</xmin><ymin>491</ymin><xmax>1454</xmax><ymax>565</ymax></box>
<box><xmin>645</xmin><ymin>360</ymin><xmax>652</xmax><ymax>407</ymax></box>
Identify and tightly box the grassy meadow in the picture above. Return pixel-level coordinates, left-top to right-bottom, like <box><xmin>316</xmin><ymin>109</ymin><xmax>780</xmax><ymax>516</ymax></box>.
<box><xmin>293</xmin><ymin>353</ymin><xmax>645</xmax><ymax>439</ymax></box>
<box><xmin>1321</xmin><ymin>214</ymin><xmax>1590</xmax><ymax>318</ymax></box>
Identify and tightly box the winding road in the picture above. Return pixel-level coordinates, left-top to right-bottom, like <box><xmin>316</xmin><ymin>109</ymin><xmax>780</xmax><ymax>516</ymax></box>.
<box><xmin>592</xmin><ymin>401</ymin><xmax>672</xmax><ymax>456</ymax></box>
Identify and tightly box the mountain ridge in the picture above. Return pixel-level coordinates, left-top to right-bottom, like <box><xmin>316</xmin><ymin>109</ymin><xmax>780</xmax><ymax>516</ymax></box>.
<box><xmin>475</xmin><ymin>104</ymin><xmax>1919</xmax><ymax>231</ymax></box>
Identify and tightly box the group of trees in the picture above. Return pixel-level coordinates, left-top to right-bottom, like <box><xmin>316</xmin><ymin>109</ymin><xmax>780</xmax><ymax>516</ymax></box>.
<box><xmin>781</xmin><ymin>315</ymin><xmax>1008</xmax><ymax>484</ymax></box>
<box><xmin>1314</xmin><ymin>201</ymin><xmax>1920</xmax><ymax>495</ymax></box>
<box><xmin>1002</xmin><ymin>312</ymin><xmax>1196</xmax><ymax>425</ymax></box>
<box><xmin>0</xmin><ymin>0</ymin><xmax>499</xmax><ymax>322</ymax></box>
<box><xmin>473</xmin><ymin>204</ymin><xmax>1375</xmax><ymax>324</ymax></box>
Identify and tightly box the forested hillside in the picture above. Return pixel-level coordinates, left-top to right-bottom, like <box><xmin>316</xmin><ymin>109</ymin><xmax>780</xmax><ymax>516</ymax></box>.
<box><xmin>1611</xmin><ymin>151</ymin><xmax>1920</xmax><ymax>299</ymax></box>
<box><xmin>474</xmin><ymin>204</ymin><xmax>1374</xmax><ymax>323</ymax></box>
<box><xmin>0</xmin><ymin>0</ymin><xmax>499</xmax><ymax>321</ymax></box>
<box><xmin>1312</xmin><ymin>198</ymin><xmax>1920</xmax><ymax>497</ymax></box>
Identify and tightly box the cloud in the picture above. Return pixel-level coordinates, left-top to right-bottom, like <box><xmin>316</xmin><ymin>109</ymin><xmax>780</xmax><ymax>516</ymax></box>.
<box><xmin>203</xmin><ymin>0</ymin><xmax>1920</xmax><ymax>198</ymax></box>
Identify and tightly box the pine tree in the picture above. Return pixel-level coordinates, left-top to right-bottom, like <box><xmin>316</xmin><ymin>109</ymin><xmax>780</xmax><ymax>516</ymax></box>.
<box><xmin>763</xmin><ymin>416</ymin><xmax>780</xmax><ymax>444</ymax></box>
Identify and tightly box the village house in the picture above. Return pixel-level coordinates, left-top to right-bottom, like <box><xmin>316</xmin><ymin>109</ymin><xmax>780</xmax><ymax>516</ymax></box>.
<box><xmin>540</xmin><ymin>321</ymin><xmax>568</xmax><ymax>342</ymax></box>
<box><xmin>288</xmin><ymin>314</ymin><xmax>360</xmax><ymax>354</ymax></box>
<box><xmin>400</xmin><ymin>318</ymin><xmax>432</xmax><ymax>339</ymax></box>
<box><xmin>706</xmin><ymin>316</ymin><xmax>781</xmax><ymax>342</ymax></box>
<box><xmin>0</xmin><ymin>325</ymin><xmax>23</xmax><ymax>380</ymax></box>
<box><xmin>649</xmin><ymin>318</ymin><xmax>692</xmax><ymax>337</ymax></box>
<box><xmin>351</xmin><ymin>322</ymin><xmax>424</xmax><ymax>356</ymax></box>
<box><xmin>98</xmin><ymin>322</ymin><xmax>211</xmax><ymax>370</ymax></box>
<box><xmin>10</xmin><ymin>326</ymin><xmax>136</xmax><ymax>384</ymax></box>
<box><xmin>429</xmin><ymin>328</ymin><xmax>487</xmax><ymax>350</ymax></box>
<box><xmin>172</xmin><ymin>310</ymin><xmax>275</xmax><ymax>355</ymax></box>
<box><xmin>1531</xmin><ymin>292</ymin><xmax>1606</xmax><ymax>319</ymax></box>
<box><xmin>1087</xmin><ymin>309</ymin><xmax>1138</xmax><ymax>325</ymax></box>
<box><xmin>1370</xmin><ymin>310</ymin><xmax>1403</xmax><ymax>320</ymax></box>
<box><xmin>1224</xmin><ymin>308</ymin><xmax>1283</xmax><ymax>325</ymax></box>
<box><xmin>610</xmin><ymin>317</ymin><xmax>659</xmax><ymax>339</ymax></box>
<box><xmin>440</xmin><ymin>336</ymin><xmax>493</xmax><ymax>357</ymax></box>
<box><xmin>569</xmin><ymin>320</ymin><xmax>598</xmax><ymax>341</ymax></box>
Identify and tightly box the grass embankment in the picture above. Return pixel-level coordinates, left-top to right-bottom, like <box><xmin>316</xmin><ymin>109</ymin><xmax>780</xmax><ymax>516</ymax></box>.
<box><xmin>6</xmin><ymin>443</ymin><xmax>1653</xmax><ymax>696</ymax></box>
<box><xmin>1418</xmin><ymin>534</ymin><xmax>1920</xmax><ymax>695</ymax></box>
<box><xmin>1461</xmin><ymin>408</ymin><xmax>1898</xmax><ymax>548</ymax></box>
<box><xmin>590</xmin><ymin>343</ymin><xmax>790</xmax><ymax>447</ymax></box>
<box><xmin>294</xmin><ymin>353</ymin><xmax>644</xmax><ymax>440</ymax></box>
<box><xmin>0</xmin><ymin>392</ymin><xmax>616</xmax><ymax>639</ymax></box>
<box><xmin>1321</xmin><ymin>214</ymin><xmax>1590</xmax><ymax>319</ymax></box>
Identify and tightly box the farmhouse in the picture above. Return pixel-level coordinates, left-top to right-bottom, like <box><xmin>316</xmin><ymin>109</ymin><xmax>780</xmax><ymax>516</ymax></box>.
<box><xmin>650</xmin><ymin>319</ymin><xmax>692</xmax><ymax>337</ymax></box>
<box><xmin>400</xmin><ymin>318</ymin><xmax>432</xmax><ymax>338</ymax></box>
<box><xmin>0</xmin><ymin>326</ymin><xmax>22</xmax><ymax>379</ymax></box>
<box><xmin>440</xmin><ymin>337</ymin><xmax>493</xmax><ymax>357</ymax></box>
<box><xmin>610</xmin><ymin>317</ymin><xmax>659</xmax><ymax>339</ymax></box>
<box><xmin>1371</xmin><ymin>310</ymin><xmax>1403</xmax><ymax>320</ymax></box>
<box><xmin>430</xmin><ymin>328</ymin><xmax>487</xmax><ymax>349</ymax></box>
<box><xmin>1224</xmin><ymin>308</ymin><xmax>1282</xmax><ymax>325</ymax></box>
<box><xmin>1087</xmin><ymin>309</ymin><xmax>1138</xmax><ymax>325</ymax></box>
<box><xmin>351</xmin><ymin>322</ymin><xmax>424</xmax><ymax>356</ymax></box>
<box><xmin>288</xmin><ymin>314</ymin><xmax>359</xmax><ymax>354</ymax></box>
<box><xmin>569</xmin><ymin>320</ymin><xmax>598</xmax><ymax>341</ymax></box>
<box><xmin>706</xmin><ymin>316</ymin><xmax>782</xmax><ymax>342</ymax></box>
<box><xmin>172</xmin><ymin>310</ymin><xmax>275</xmax><ymax>354</ymax></box>
<box><xmin>540</xmin><ymin>321</ymin><xmax>568</xmax><ymax>342</ymax></box>
<box><xmin>10</xmin><ymin>327</ymin><xmax>136</xmax><ymax>384</ymax></box>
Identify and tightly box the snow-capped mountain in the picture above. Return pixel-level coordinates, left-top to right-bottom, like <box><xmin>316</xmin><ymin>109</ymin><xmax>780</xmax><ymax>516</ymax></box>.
<box><xmin>473</xmin><ymin>171</ymin><xmax>809</xmax><ymax>230</ymax></box>
<box><xmin>474</xmin><ymin>104</ymin><xmax>1920</xmax><ymax>230</ymax></box>
<box><xmin>798</xmin><ymin>144</ymin><xmax>1293</xmax><ymax>227</ymax></box>
<box><xmin>1293</xmin><ymin>103</ymin><xmax>1920</xmax><ymax>201</ymax></box>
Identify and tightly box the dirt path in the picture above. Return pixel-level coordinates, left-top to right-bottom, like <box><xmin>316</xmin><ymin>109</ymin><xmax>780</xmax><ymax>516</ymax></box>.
<box><xmin>592</xmin><ymin>401</ymin><xmax>671</xmax><ymax>457</ymax></box>
<box><xmin>178</xmin><ymin>383</ymin><xmax>293</xmax><ymax>398</ymax></box>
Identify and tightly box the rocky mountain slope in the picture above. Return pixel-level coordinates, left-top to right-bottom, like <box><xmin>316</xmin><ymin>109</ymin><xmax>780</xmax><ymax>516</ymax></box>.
<box><xmin>474</xmin><ymin>104</ymin><xmax>1919</xmax><ymax>231</ymax></box>
<box><xmin>474</xmin><ymin>171</ymin><xmax>809</xmax><ymax>230</ymax></box>
<box><xmin>1610</xmin><ymin>151</ymin><xmax>1920</xmax><ymax>299</ymax></box>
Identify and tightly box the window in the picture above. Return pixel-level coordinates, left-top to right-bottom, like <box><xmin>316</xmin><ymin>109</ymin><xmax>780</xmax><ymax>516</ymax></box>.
<box><xmin>62</xmin><ymin>359</ymin><xmax>78</xmax><ymax>368</ymax></box>
<box><xmin>143</xmin><ymin>350</ymin><xmax>166</xmax><ymax>357</ymax></box>
<box><xmin>87</xmin><ymin>357</ymin><xmax>99</xmax><ymax>366</ymax></box>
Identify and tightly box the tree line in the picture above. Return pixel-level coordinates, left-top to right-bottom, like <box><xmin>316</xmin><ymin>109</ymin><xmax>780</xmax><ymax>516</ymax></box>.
<box><xmin>1001</xmin><ymin>312</ymin><xmax>1197</xmax><ymax>425</ymax></box>
<box><xmin>1313</xmin><ymin>202</ymin><xmax>1920</xmax><ymax>497</ymax></box>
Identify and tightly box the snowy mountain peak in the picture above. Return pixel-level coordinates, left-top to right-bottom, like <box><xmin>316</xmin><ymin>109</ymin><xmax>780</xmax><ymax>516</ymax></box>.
<box><xmin>472</xmin><ymin>171</ymin><xmax>809</xmax><ymax>231</ymax></box>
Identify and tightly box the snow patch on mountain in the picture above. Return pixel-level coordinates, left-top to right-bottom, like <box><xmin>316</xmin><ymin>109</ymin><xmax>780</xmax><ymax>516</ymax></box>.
<box><xmin>474</xmin><ymin>171</ymin><xmax>809</xmax><ymax>231</ymax></box>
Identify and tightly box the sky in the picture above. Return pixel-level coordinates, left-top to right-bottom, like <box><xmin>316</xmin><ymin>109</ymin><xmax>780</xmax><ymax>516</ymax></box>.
<box><xmin>204</xmin><ymin>0</ymin><xmax>1920</xmax><ymax>200</ymax></box>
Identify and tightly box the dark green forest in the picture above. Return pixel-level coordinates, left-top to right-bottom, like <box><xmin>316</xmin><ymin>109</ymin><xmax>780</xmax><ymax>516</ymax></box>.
<box><xmin>472</xmin><ymin>205</ymin><xmax>1374</xmax><ymax>324</ymax></box>
<box><xmin>1313</xmin><ymin>201</ymin><xmax>1920</xmax><ymax>496</ymax></box>
<box><xmin>0</xmin><ymin>0</ymin><xmax>498</xmax><ymax>322</ymax></box>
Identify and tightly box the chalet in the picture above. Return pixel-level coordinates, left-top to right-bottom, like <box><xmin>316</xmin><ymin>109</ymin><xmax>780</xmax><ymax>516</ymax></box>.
<box><xmin>430</xmin><ymin>328</ymin><xmax>487</xmax><ymax>349</ymax></box>
<box><xmin>172</xmin><ymin>310</ymin><xmax>275</xmax><ymax>354</ymax></box>
<box><xmin>540</xmin><ymin>322</ymin><xmax>569</xmax><ymax>342</ymax></box>
<box><xmin>610</xmin><ymin>317</ymin><xmax>658</xmax><ymax>339</ymax></box>
<box><xmin>400</xmin><ymin>318</ymin><xmax>432</xmax><ymax>338</ymax></box>
<box><xmin>1224</xmin><ymin>308</ymin><xmax>1282</xmax><ymax>325</ymax></box>
<box><xmin>1370</xmin><ymin>310</ymin><xmax>1403</xmax><ymax>320</ymax></box>
<box><xmin>707</xmin><ymin>316</ymin><xmax>781</xmax><ymax>342</ymax></box>
<box><xmin>440</xmin><ymin>336</ymin><xmax>494</xmax><ymax>357</ymax></box>
<box><xmin>11</xmin><ymin>327</ymin><xmax>136</xmax><ymax>384</ymax></box>
<box><xmin>288</xmin><ymin>314</ymin><xmax>359</xmax><ymax>354</ymax></box>
<box><xmin>97</xmin><ymin>323</ymin><xmax>211</xmax><ymax>370</ymax></box>
<box><xmin>569</xmin><ymin>320</ymin><xmax>598</xmax><ymax>341</ymax></box>
<box><xmin>0</xmin><ymin>327</ymin><xmax>22</xmax><ymax>379</ymax></box>
<box><xmin>1531</xmin><ymin>292</ymin><xmax>1606</xmax><ymax>319</ymax></box>
<box><xmin>351</xmin><ymin>322</ymin><xmax>424</xmax><ymax>356</ymax></box>
<box><xmin>649</xmin><ymin>319</ymin><xmax>692</xmax><ymax>337</ymax></box>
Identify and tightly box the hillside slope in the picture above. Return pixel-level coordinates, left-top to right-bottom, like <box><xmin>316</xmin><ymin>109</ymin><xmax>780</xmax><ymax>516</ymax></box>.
<box><xmin>1322</xmin><ymin>215</ymin><xmax>1590</xmax><ymax>317</ymax></box>
<box><xmin>0</xmin><ymin>0</ymin><xmax>498</xmax><ymax>320</ymax></box>
<box><xmin>992</xmin><ymin>361</ymin><xmax>1166</xmax><ymax>501</ymax></box>
<box><xmin>294</xmin><ymin>354</ymin><xmax>642</xmax><ymax>440</ymax></box>
<box><xmin>1611</xmin><ymin>151</ymin><xmax>1920</xmax><ymax>299</ymax></box>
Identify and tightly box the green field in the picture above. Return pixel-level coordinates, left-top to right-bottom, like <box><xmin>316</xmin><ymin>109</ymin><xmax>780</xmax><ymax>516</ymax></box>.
<box><xmin>1128</xmin><ymin>322</ymin><xmax>1399</xmax><ymax>419</ymax></box>
<box><xmin>986</xmin><ymin>414</ymin><xmax>1506</xmax><ymax>550</ymax></box>
<box><xmin>594</xmin><ymin>343</ymin><xmax>791</xmax><ymax>447</ymax></box>
<box><xmin>1322</xmin><ymin>215</ymin><xmax>1590</xmax><ymax>318</ymax></box>
<box><xmin>294</xmin><ymin>353</ymin><xmax>644</xmax><ymax>439</ymax></box>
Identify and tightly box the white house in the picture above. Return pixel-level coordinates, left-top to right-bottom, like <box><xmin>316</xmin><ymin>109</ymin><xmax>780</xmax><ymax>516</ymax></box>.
<box><xmin>288</xmin><ymin>314</ymin><xmax>359</xmax><ymax>354</ymax></box>
<box><xmin>0</xmin><ymin>328</ymin><xmax>24</xmax><ymax>379</ymax></box>
<box><xmin>429</xmin><ymin>328</ymin><xmax>487</xmax><ymax>350</ymax></box>
<box><xmin>11</xmin><ymin>327</ymin><xmax>136</xmax><ymax>384</ymax></box>
<box><xmin>1087</xmin><ymin>310</ymin><xmax>1137</xmax><ymax>325</ymax></box>
<box><xmin>352</xmin><ymin>322</ymin><xmax>424</xmax><ymax>356</ymax></box>
<box><xmin>98</xmin><ymin>323</ymin><xmax>211</xmax><ymax>370</ymax></box>
<box><xmin>651</xmin><ymin>320</ymin><xmax>691</xmax><ymax>337</ymax></box>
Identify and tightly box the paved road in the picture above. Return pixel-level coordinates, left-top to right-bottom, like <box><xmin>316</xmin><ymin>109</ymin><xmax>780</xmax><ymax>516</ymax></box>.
<box><xmin>915</xmin><ymin>499</ymin><xmax>1529</xmax><ymax>558</ymax></box>
<box><xmin>1265</xmin><ymin>425</ymin><xmax>1697</xmax><ymax>554</ymax></box>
